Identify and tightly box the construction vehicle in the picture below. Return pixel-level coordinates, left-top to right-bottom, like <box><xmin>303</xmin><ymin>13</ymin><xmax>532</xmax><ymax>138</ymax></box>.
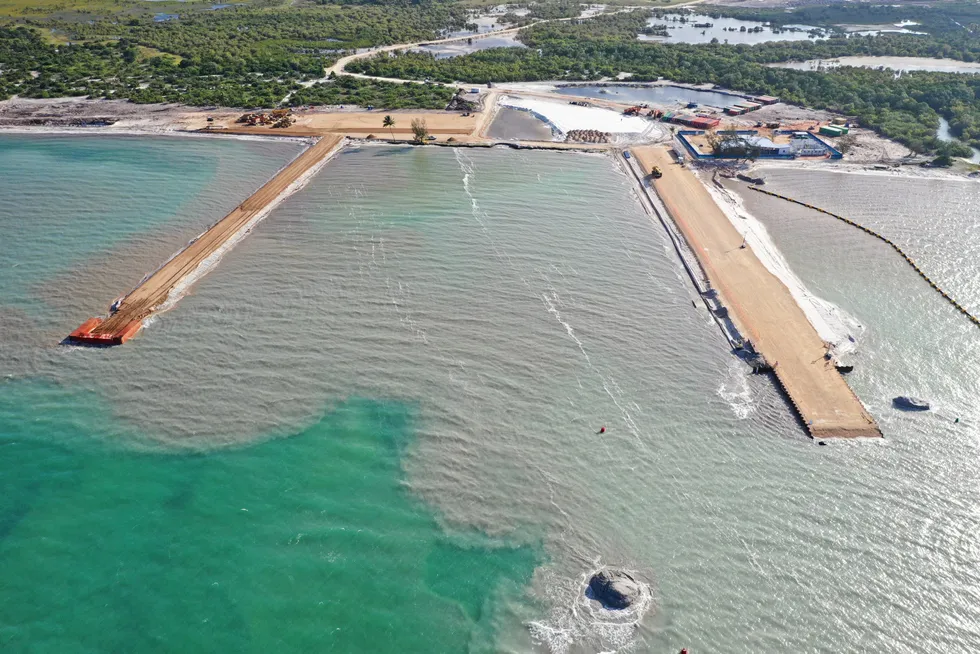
<box><xmin>236</xmin><ymin>108</ymin><xmax>292</xmax><ymax>127</ymax></box>
<box><xmin>651</xmin><ymin>166</ymin><xmax>663</xmax><ymax>179</ymax></box>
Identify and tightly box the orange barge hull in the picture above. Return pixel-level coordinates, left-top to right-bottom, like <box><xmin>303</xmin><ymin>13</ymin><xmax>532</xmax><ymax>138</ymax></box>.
<box><xmin>68</xmin><ymin>317</ymin><xmax>143</xmax><ymax>346</ymax></box>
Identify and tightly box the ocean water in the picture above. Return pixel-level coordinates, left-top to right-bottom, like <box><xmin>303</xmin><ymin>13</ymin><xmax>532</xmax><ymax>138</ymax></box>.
<box><xmin>729</xmin><ymin>169</ymin><xmax>980</xmax><ymax>426</ymax></box>
<box><xmin>638</xmin><ymin>13</ymin><xmax>823</xmax><ymax>45</ymax></box>
<box><xmin>3</xmin><ymin>136</ymin><xmax>980</xmax><ymax>653</ymax></box>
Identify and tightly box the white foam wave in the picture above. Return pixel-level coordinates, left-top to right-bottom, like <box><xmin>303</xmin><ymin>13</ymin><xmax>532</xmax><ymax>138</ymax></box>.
<box><xmin>527</xmin><ymin>561</ymin><xmax>654</xmax><ymax>654</ymax></box>
<box><xmin>453</xmin><ymin>148</ymin><xmax>526</xmax><ymax>277</ymax></box>
<box><xmin>0</xmin><ymin>125</ymin><xmax>316</xmax><ymax>147</ymax></box>
<box><xmin>457</xmin><ymin>148</ymin><xmax>644</xmax><ymax>448</ymax></box>
<box><xmin>541</xmin><ymin>291</ymin><xmax>591</xmax><ymax>365</ymax></box>
<box><xmin>717</xmin><ymin>359</ymin><xmax>755</xmax><ymax>419</ymax></box>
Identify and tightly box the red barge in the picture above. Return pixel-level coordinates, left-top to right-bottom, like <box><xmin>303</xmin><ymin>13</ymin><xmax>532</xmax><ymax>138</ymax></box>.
<box><xmin>68</xmin><ymin>317</ymin><xmax>143</xmax><ymax>346</ymax></box>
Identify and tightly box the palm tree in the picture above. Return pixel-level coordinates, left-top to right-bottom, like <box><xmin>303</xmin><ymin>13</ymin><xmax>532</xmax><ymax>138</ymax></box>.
<box><xmin>383</xmin><ymin>115</ymin><xmax>395</xmax><ymax>140</ymax></box>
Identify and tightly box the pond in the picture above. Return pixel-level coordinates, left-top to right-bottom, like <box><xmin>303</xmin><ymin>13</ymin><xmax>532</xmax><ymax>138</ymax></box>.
<box><xmin>771</xmin><ymin>56</ymin><xmax>980</xmax><ymax>74</ymax></box>
<box><xmin>937</xmin><ymin>117</ymin><xmax>980</xmax><ymax>164</ymax></box>
<box><xmin>413</xmin><ymin>34</ymin><xmax>526</xmax><ymax>60</ymax></box>
<box><xmin>487</xmin><ymin>106</ymin><xmax>557</xmax><ymax>141</ymax></box>
<box><xmin>638</xmin><ymin>13</ymin><xmax>825</xmax><ymax>45</ymax></box>
<box><xmin>837</xmin><ymin>22</ymin><xmax>926</xmax><ymax>36</ymax></box>
<box><xmin>442</xmin><ymin>5</ymin><xmax>529</xmax><ymax>39</ymax></box>
<box><xmin>579</xmin><ymin>4</ymin><xmax>607</xmax><ymax>19</ymax></box>
<box><xmin>555</xmin><ymin>84</ymin><xmax>747</xmax><ymax>109</ymax></box>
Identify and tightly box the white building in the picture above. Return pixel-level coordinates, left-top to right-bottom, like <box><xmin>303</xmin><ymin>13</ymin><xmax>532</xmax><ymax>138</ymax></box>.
<box><xmin>719</xmin><ymin>135</ymin><xmax>792</xmax><ymax>157</ymax></box>
<box><xmin>788</xmin><ymin>132</ymin><xmax>829</xmax><ymax>157</ymax></box>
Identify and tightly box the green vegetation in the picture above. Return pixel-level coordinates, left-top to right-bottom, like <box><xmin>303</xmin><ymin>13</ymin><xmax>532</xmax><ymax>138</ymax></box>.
<box><xmin>687</xmin><ymin>2</ymin><xmax>980</xmax><ymax>62</ymax></box>
<box><xmin>410</xmin><ymin>116</ymin><xmax>429</xmax><ymax>142</ymax></box>
<box><xmin>347</xmin><ymin>10</ymin><xmax>980</xmax><ymax>153</ymax></box>
<box><xmin>289</xmin><ymin>75</ymin><xmax>454</xmax><ymax>109</ymax></box>
<box><xmin>7</xmin><ymin>0</ymin><xmax>980</xmax><ymax>152</ymax></box>
<box><xmin>52</xmin><ymin>4</ymin><xmax>472</xmax><ymax>71</ymax></box>
<box><xmin>0</xmin><ymin>2</ymin><xmax>470</xmax><ymax>107</ymax></box>
<box><xmin>695</xmin><ymin>2</ymin><xmax>980</xmax><ymax>34</ymax></box>
<box><xmin>0</xmin><ymin>25</ymin><xmax>300</xmax><ymax>105</ymax></box>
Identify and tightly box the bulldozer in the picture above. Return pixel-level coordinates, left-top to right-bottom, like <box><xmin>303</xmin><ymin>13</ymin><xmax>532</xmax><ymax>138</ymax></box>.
<box><xmin>651</xmin><ymin>166</ymin><xmax>663</xmax><ymax>179</ymax></box>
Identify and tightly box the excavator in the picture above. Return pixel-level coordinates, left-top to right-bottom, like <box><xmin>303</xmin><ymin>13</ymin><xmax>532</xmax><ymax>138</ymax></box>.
<box><xmin>650</xmin><ymin>166</ymin><xmax>663</xmax><ymax>179</ymax></box>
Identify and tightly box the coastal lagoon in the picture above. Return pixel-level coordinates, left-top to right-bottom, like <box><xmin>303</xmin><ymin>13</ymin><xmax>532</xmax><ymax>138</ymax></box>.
<box><xmin>3</xmin><ymin>136</ymin><xmax>980</xmax><ymax>653</ymax></box>
<box><xmin>638</xmin><ymin>13</ymin><xmax>824</xmax><ymax>45</ymax></box>
<box><xmin>413</xmin><ymin>33</ymin><xmax>525</xmax><ymax>59</ymax></box>
<box><xmin>937</xmin><ymin>117</ymin><xmax>980</xmax><ymax>163</ymax></box>
<box><xmin>772</xmin><ymin>56</ymin><xmax>980</xmax><ymax>74</ymax></box>
<box><xmin>837</xmin><ymin>21</ymin><xmax>926</xmax><ymax>36</ymax></box>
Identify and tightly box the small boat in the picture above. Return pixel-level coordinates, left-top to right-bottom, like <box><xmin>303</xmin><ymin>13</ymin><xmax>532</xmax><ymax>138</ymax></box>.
<box><xmin>893</xmin><ymin>396</ymin><xmax>930</xmax><ymax>411</ymax></box>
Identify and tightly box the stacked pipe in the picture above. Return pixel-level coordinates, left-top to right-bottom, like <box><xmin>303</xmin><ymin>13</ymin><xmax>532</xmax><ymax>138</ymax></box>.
<box><xmin>565</xmin><ymin>130</ymin><xmax>610</xmax><ymax>143</ymax></box>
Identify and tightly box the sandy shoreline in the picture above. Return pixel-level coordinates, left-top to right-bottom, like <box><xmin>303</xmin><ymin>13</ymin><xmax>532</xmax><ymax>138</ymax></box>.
<box><xmin>632</xmin><ymin>145</ymin><xmax>881</xmax><ymax>438</ymax></box>
<box><xmin>5</xmin><ymin>93</ymin><xmax>973</xmax><ymax>173</ymax></box>
<box><xmin>702</xmin><ymin>172</ymin><xmax>865</xmax><ymax>356</ymax></box>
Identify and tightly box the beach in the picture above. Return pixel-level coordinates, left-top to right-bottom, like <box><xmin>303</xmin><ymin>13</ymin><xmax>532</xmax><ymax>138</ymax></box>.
<box><xmin>631</xmin><ymin>145</ymin><xmax>880</xmax><ymax>438</ymax></box>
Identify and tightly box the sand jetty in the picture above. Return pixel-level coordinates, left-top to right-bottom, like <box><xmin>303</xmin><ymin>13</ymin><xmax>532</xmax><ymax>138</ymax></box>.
<box><xmin>631</xmin><ymin>146</ymin><xmax>881</xmax><ymax>439</ymax></box>
<box><xmin>68</xmin><ymin>134</ymin><xmax>344</xmax><ymax>345</ymax></box>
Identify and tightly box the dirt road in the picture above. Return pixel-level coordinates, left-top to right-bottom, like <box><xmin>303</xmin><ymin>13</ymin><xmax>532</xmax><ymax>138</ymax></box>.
<box><xmin>632</xmin><ymin>146</ymin><xmax>880</xmax><ymax>438</ymax></box>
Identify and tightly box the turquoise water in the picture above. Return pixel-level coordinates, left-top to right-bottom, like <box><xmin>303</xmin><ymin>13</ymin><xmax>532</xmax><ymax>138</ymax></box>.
<box><xmin>5</xmin><ymin>136</ymin><xmax>980</xmax><ymax>653</ymax></box>
<box><xmin>0</xmin><ymin>382</ymin><xmax>537</xmax><ymax>653</ymax></box>
<box><xmin>0</xmin><ymin>136</ymin><xmax>211</xmax><ymax>310</ymax></box>
<box><xmin>0</xmin><ymin>136</ymin><xmax>541</xmax><ymax>653</ymax></box>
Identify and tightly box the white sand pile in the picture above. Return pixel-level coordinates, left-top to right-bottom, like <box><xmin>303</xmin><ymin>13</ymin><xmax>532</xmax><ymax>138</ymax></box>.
<box><xmin>500</xmin><ymin>96</ymin><xmax>649</xmax><ymax>135</ymax></box>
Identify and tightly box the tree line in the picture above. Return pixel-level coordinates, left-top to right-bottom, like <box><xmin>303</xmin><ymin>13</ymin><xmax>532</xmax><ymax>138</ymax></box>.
<box><xmin>288</xmin><ymin>74</ymin><xmax>454</xmax><ymax>109</ymax></box>
<box><xmin>0</xmin><ymin>25</ymin><xmax>452</xmax><ymax>109</ymax></box>
<box><xmin>347</xmin><ymin>10</ymin><xmax>980</xmax><ymax>153</ymax></box>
